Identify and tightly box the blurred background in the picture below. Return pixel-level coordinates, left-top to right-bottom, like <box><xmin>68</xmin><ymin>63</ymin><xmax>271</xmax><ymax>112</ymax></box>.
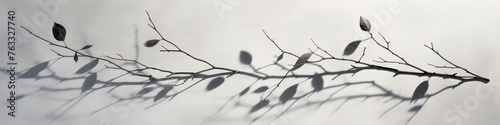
<box><xmin>1</xmin><ymin>0</ymin><xmax>500</xmax><ymax>124</ymax></box>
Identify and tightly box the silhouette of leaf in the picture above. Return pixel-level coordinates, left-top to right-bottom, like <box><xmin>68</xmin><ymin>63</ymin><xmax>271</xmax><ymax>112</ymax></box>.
<box><xmin>52</xmin><ymin>22</ymin><xmax>66</xmax><ymax>41</ymax></box>
<box><xmin>239</xmin><ymin>87</ymin><xmax>250</xmax><ymax>97</ymax></box>
<box><xmin>239</xmin><ymin>51</ymin><xmax>252</xmax><ymax>65</ymax></box>
<box><xmin>19</xmin><ymin>61</ymin><xmax>49</xmax><ymax>78</ymax></box>
<box><xmin>75</xmin><ymin>59</ymin><xmax>99</xmax><ymax>74</ymax></box>
<box><xmin>291</xmin><ymin>52</ymin><xmax>313</xmax><ymax>71</ymax></box>
<box><xmin>80</xmin><ymin>45</ymin><xmax>93</xmax><ymax>50</ymax></box>
<box><xmin>154</xmin><ymin>86</ymin><xmax>173</xmax><ymax>102</ymax></box>
<box><xmin>73</xmin><ymin>52</ymin><xmax>78</xmax><ymax>63</ymax></box>
<box><xmin>359</xmin><ymin>16</ymin><xmax>371</xmax><ymax>32</ymax></box>
<box><xmin>279</xmin><ymin>84</ymin><xmax>298</xmax><ymax>103</ymax></box>
<box><xmin>411</xmin><ymin>81</ymin><xmax>429</xmax><ymax>103</ymax></box>
<box><xmin>252</xmin><ymin>86</ymin><xmax>268</xmax><ymax>93</ymax></box>
<box><xmin>137</xmin><ymin>87</ymin><xmax>155</xmax><ymax>95</ymax></box>
<box><xmin>311</xmin><ymin>74</ymin><xmax>324</xmax><ymax>92</ymax></box>
<box><xmin>408</xmin><ymin>105</ymin><xmax>423</xmax><ymax>112</ymax></box>
<box><xmin>249</xmin><ymin>99</ymin><xmax>269</xmax><ymax>114</ymax></box>
<box><xmin>206</xmin><ymin>77</ymin><xmax>225</xmax><ymax>91</ymax></box>
<box><xmin>276</xmin><ymin>53</ymin><xmax>284</xmax><ymax>62</ymax></box>
<box><xmin>343</xmin><ymin>40</ymin><xmax>362</xmax><ymax>56</ymax></box>
<box><xmin>144</xmin><ymin>39</ymin><xmax>160</xmax><ymax>47</ymax></box>
<box><xmin>81</xmin><ymin>73</ymin><xmax>97</xmax><ymax>93</ymax></box>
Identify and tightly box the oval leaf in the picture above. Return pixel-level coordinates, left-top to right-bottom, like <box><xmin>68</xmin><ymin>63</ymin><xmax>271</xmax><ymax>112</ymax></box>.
<box><xmin>276</xmin><ymin>53</ymin><xmax>284</xmax><ymax>62</ymax></box>
<box><xmin>52</xmin><ymin>22</ymin><xmax>66</xmax><ymax>41</ymax></box>
<box><xmin>153</xmin><ymin>86</ymin><xmax>173</xmax><ymax>102</ymax></box>
<box><xmin>291</xmin><ymin>52</ymin><xmax>313</xmax><ymax>71</ymax></box>
<box><xmin>311</xmin><ymin>74</ymin><xmax>324</xmax><ymax>92</ymax></box>
<box><xmin>206</xmin><ymin>77</ymin><xmax>225</xmax><ymax>91</ymax></box>
<box><xmin>411</xmin><ymin>81</ymin><xmax>429</xmax><ymax>103</ymax></box>
<box><xmin>239</xmin><ymin>51</ymin><xmax>252</xmax><ymax>65</ymax></box>
<box><xmin>359</xmin><ymin>16</ymin><xmax>371</xmax><ymax>32</ymax></box>
<box><xmin>408</xmin><ymin>105</ymin><xmax>423</xmax><ymax>112</ymax></box>
<box><xmin>343</xmin><ymin>40</ymin><xmax>362</xmax><ymax>56</ymax></box>
<box><xmin>19</xmin><ymin>61</ymin><xmax>49</xmax><ymax>78</ymax></box>
<box><xmin>144</xmin><ymin>39</ymin><xmax>160</xmax><ymax>47</ymax></box>
<box><xmin>74</xmin><ymin>52</ymin><xmax>79</xmax><ymax>63</ymax></box>
<box><xmin>239</xmin><ymin>86</ymin><xmax>251</xmax><ymax>97</ymax></box>
<box><xmin>80</xmin><ymin>45</ymin><xmax>93</xmax><ymax>50</ymax></box>
<box><xmin>252</xmin><ymin>86</ymin><xmax>269</xmax><ymax>93</ymax></box>
<box><xmin>279</xmin><ymin>84</ymin><xmax>298</xmax><ymax>103</ymax></box>
<box><xmin>75</xmin><ymin>59</ymin><xmax>99</xmax><ymax>74</ymax></box>
<box><xmin>249</xmin><ymin>99</ymin><xmax>270</xmax><ymax>114</ymax></box>
<box><xmin>81</xmin><ymin>73</ymin><xmax>97</xmax><ymax>93</ymax></box>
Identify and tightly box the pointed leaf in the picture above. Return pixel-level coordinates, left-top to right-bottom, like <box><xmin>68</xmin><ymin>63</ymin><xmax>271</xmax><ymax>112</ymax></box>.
<box><xmin>239</xmin><ymin>86</ymin><xmax>250</xmax><ymax>97</ymax></box>
<box><xmin>359</xmin><ymin>16</ymin><xmax>371</xmax><ymax>32</ymax></box>
<box><xmin>80</xmin><ymin>45</ymin><xmax>93</xmax><ymax>50</ymax></box>
<box><xmin>74</xmin><ymin>52</ymin><xmax>78</xmax><ymax>63</ymax></box>
<box><xmin>311</xmin><ymin>74</ymin><xmax>324</xmax><ymax>92</ymax></box>
<box><xmin>81</xmin><ymin>73</ymin><xmax>97</xmax><ymax>93</ymax></box>
<box><xmin>52</xmin><ymin>22</ymin><xmax>66</xmax><ymax>41</ymax></box>
<box><xmin>75</xmin><ymin>59</ymin><xmax>99</xmax><ymax>74</ymax></box>
<box><xmin>276</xmin><ymin>53</ymin><xmax>284</xmax><ymax>62</ymax></box>
<box><xmin>239</xmin><ymin>51</ymin><xmax>252</xmax><ymax>65</ymax></box>
<box><xmin>137</xmin><ymin>87</ymin><xmax>155</xmax><ymax>95</ymax></box>
<box><xmin>144</xmin><ymin>39</ymin><xmax>160</xmax><ymax>47</ymax></box>
<box><xmin>252</xmin><ymin>86</ymin><xmax>269</xmax><ymax>93</ymax></box>
<box><xmin>279</xmin><ymin>84</ymin><xmax>298</xmax><ymax>103</ymax></box>
<box><xmin>153</xmin><ymin>86</ymin><xmax>173</xmax><ymax>102</ymax></box>
<box><xmin>206</xmin><ymin>77</ymin><xmax>225</xmax><ymax>91</ymax></box>
<box><xmin>19</xmin><ymin>61</ymin><xmax>49</xmax><ymax>78</ymax></box>
<box><xmin>411</xmin><ymin>81</ymin><xmax>429</xmax><ymax>103</ymax></box>
<box><xmin>408</xmin><ymin>105</ymin><xmax>423</xmax><ymax>112</ymax></box>
<box><xmin>343</xmin><ymin>40</ymin><xmax>362</xmax><ymax>56</ymax></box>
<box><xmin>291</xmin><ymin>52</ymin><xmax>313</xmax><ymax>71</ymax></box>
<box><xmin>249</xmin><ymin>99</ymin><xmax>270</xmax><ymax>114</ymax></box>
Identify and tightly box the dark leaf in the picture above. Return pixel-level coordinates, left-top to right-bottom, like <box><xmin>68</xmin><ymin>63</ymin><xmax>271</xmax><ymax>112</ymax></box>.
<box><xmin>279</xmin><ymin>84</ymin><xmax>298</xmax><ymax>103</ymax></box>
<box><xmin>252</xmin><ymin>86</ymin><xmax>269</xmax><ymax>93</ymax></box>
<box><xmin>75</xmin><ymin>59</ymin><xmax>99</xmax><ymax>74</ymax></box>
<box><xmin>153</xmin><ymin>86</ymin><xmax>173</xmax><ymax>102</ymax></box>
<box><xmin>19</xmin><ymin>61</ymin><xmax>49</xmax><ymax>78</ymax></box>
<box><xmin>81</xmin><ymin>73</ymin><xmax>97</xmax><ymax>93</ymax></box>
<box><xmin>239</xmin><ymin>86</ymin><xmax>250</xmax><ymax>97</ymax></box>
<box><xmin>80</xmin><ymin>45</ymin><xmax>93</xmax><ymax>50</ymax></box>
<box><xmin>144</xmin><ymin>39</ymin><xmax>160</xmax><ymax>47</ymax></box>
<box><xmin>74</xmin><ymin>52</ymin><xmax>78</xmax><ymax>63</ymax></box>
<box><xmin>408</xmin><ymin>105</ymin><xmax>423</xmax><ymax>112</ymax></box>
<box><xmin>137</xmin><ymin>87</ymin><xmax>155</xmax><ymax>95</ymax></box>
<box><xmin>311</xmin><ymin>74</ymin><xmax>324</xmax><ymax>92</ymax></box>
<box><xmin>411</xmin><ymin>81</ymin><xmax>429</xmax><ymax>103</ymax></box>
<box><xmin>276</xmin><ymin>53</ymin><xmax>284</xmax><ymax>62</ymax></box>
<box><xmin>343</xmin><ymin>40</ymin><xmax>362</xmax><ymax>56</ymax></box>
<box><xmin>291</xmin><ymin>52</ymin><xmax>313</xmax><ymax>71</ymax></box>
<box><xmin>206</xmin><ymin>77</ymin><xmax>225</xmax><ymax>91</ymax></box>
<box><xmin>239</xmin><ymin>51</ymin><xmax>252</xmax><ymax>65</ymax></box>
<box><xmin>359</xmin><ymin>16</ymin><xmax>371</xmax><ymax>32</ymax></box>
<box><xmin>249</xmin><ymin>99</ymin><xmax>270</xmax><ymax>114</ymax></box>
<box><xmin>52</xmin><ymin>22</ymin><xmax>66</xmax><ymax>41</ymax></box>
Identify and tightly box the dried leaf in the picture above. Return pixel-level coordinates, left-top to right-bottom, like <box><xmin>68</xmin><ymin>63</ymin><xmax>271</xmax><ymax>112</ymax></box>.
<box><xmin>206</xmin><ymin>77</ymin><xmax>225</xmax><ymax>91</ymax></box>
<box><xmin>279</xmin><ymin>84</ymin><xmax>298</xmax><ymax>103</ymax></box>
<box><xmin>80</xmin><ymin>45</ymin><xmax>93</xmax><ymax>50</ymax></box>
<box><xmin>359</xmin><ymin>16</ymin><xmax>371</xmax><ymax>32</ymax></box>
<box><xmin>81</xmin><ymin>73</ymin><xmax>97</xmax><ymax>93</ymax></box>
<box><xmin>411</xmin><ymin>81</ymin><xmax>429</xmax><ymax>103</ymax></box>
<box><xmin>291</xmin><ymin>52</ymin><xmax>313</xmax><ymax>71</ymax></box>
<box><xmin>73</xmin><ymin>52</ymin><xmax>78</xmax><ymax>63</ymax></box>
<box><xmin>252</xmin><ymin>86</ymin><xmax>269</xmax><ymax>93</ymax></box>
<box><xmin>239</xmin><ymin>51</ymin><xmax>252</xmax><ymax>65</ymax></box>
<box><xmin>144</xmin><ymin>39</ymin><xmax>160</xmax><ymax>47</ymax></box>
<box><xmin>343</xmin><ymin>40</ymin><xmax>362</xmax><ymax>56</ymax></box>
<box><xmin>52</xmin><ymin>22</ymin><xmax>66</xmax><ymax>41</ymax></box>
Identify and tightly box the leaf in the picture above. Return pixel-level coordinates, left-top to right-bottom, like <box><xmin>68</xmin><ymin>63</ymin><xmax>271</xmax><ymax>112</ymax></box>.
<box><xmin>343</xmin><ymin>40</ymin><xmax>362</xmax><ymax>56</ymax></box>
<box><xmin>81</xmin><ymin>73</ymin><xmax>97</xmax><ymax>93</ymax></box>
<box><xmin>290</xmin><ymin>52</ymin><xmax>313</xmax><ymax>71</ymax></box>
<box><xmin>144</xmin><ymin>39</ymin><xmax>160</xmax><ymax>47</ymax></box>
<box><xmin>206</xmin><ymin>77</ymin><xmax>225</xmax><ymax>91</ymax></box>
<box><xmin>249</xmin><ymin>99</ymin><xmax>269</xmax><ymax>114</ymax></box>
<box><xmin>359</xmin><ymin>16</ymin><xmax>371</xmax><ymax>32</ymax></box>
<box><xmin>311</xmin><ymin>74</ymin><xmax>324</xmax><ymax>92</ymax></box>
<box><xmin>408</xmin><ymin>105</ymin><xmax>423</xmax><ymax>112</ymax></box>
<box><xmin>252</xmin><ymin>86</ymin><xmax>269</xmax><ymax>93</ymax></box>
<box><xmin>19</xmin><ymin>61</ymin><xmax>49</xmax><ymax>78</ymax></box>
<box><xmin>75</xmin><ymin>59</ymin><xmax>99</xmax><ymax>74</ymax></box>
<box><xmin>279</xmin><ymin>84</ymin><xmax>298</xmax><ymax>103</ymax></box>
<box><xmin>73</xmin><ymin>52</ymin><xmax>78</xmax><ymax>63</ymax></box>
<box><xmin>276</xmin><ymin>53</ymin><xmax>284</xmax><ymax>62</ymax></box>
<box><xmin>239</xmin><ymin>51</ymin><xmax>252</xmax><ymax>65</ymax></box>
<box><xmin>153</xmin><ymin>86</ymin><xmax>173</xmax><ymax>102</ymax></box>
<box><xmin>52</xmin><ymin>22</ymin><xmax>66</xmax><ymax>41</ymax></box>
<box><xmin>137</xmin><ymin>87</ymin><xmax>155</xmax><ymax>95</ymax></box>
<box><xmin>239</xmin><ymin>87</ymin><xmax>250</xmax><ymax>97</ymax></box>
<box><xmin>411</xmin><ymin>81</ymin><xmax>429</xmax><ymax>103</ymax></box>
<box><xmin>80</xmin><ymin>45</ymin><xmax>93</xmax><ymax>50</ymax></box>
